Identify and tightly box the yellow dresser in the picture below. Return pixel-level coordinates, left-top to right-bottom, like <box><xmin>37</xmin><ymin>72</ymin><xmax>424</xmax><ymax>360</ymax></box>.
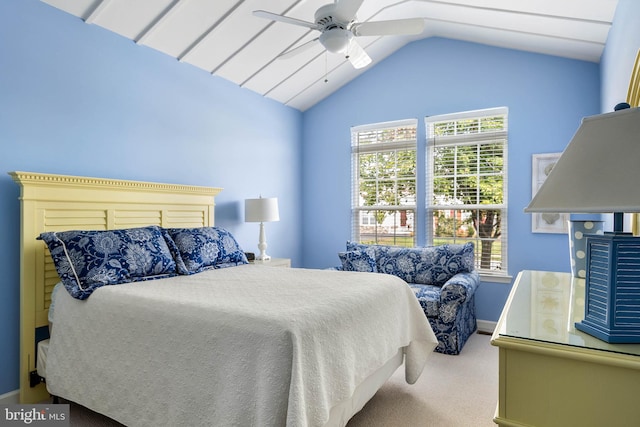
<box><xmin>491</xmin><ymin>270</ymin><xmax>640</xmax><ymax>427</ymax></box>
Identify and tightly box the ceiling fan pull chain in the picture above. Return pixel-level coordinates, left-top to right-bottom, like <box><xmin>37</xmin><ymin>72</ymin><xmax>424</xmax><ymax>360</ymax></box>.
<box><xmin>324</xmin><ymin>51</ymin><xmax>329</xmax><ymax>83</ymax></box>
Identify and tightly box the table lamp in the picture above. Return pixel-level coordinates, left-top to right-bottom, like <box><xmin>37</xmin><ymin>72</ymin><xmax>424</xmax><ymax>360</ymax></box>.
<box><xmin>245</xmin><ymin>196</ymin><xmax>280</xmax><ymax>261</ymax></box>
<box><xmin>525</xmin><ymin>105</ymin><xmax>640</xmax><ymax>343</ymax></box>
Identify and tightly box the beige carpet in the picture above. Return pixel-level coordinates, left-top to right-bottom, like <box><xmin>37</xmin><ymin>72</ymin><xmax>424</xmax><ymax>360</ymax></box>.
<box><xmin>60</xmin><ymin>333</ymin><xmax>497</xmax><ymax>426</ymax></box>
<box><xmin>347</xmin><ymin>332</ymin><xmax>498</xmax><ymax>427</ymax></box>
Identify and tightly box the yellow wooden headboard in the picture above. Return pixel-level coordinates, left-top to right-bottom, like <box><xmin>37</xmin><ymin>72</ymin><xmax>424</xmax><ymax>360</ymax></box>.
<box><xmin>628</xmin><ymin>49</ymin><xmax>640</xmax><ymax>107</ymax></box>
<box><xmin>10</xmin><ymin>171</ymin><xmax>222</xmax><ymax>403</ymax></box>
<box><xmin>627</xmin><ymin>50</ymin><xmax>640</xmax><ymax>236</ymax></box>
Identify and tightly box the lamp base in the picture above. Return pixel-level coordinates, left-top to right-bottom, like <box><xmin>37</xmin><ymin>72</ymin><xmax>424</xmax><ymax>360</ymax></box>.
<box><xmin>576</xmin><ymin>232</ymin><xmax>640</xmax><ymax>343</ymax></box>
<box><xmin>575</xmin><ymin>319</ymin><xmax>640</xmax><ymax>343</ymax></box>
<box><xmin>567</xmin><ymin>220</ymin><xmax>604</xmax><ymax>278</ymax></box>
<box><xmin>255</xmin><ymin>222</ymin><xmax>271</xmax><ymax>261</ymax></box>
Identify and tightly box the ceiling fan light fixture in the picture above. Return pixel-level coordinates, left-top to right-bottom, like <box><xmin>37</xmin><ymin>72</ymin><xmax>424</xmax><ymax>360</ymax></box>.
<box><xmin>256</xmin><ymin>0</ymin><xmax>422</xmax><ymax>70</ymax></box>
<box><xmin>320</xmin><ymin>28</ymin><xmax>352</xmax><ymax>53</ymax></box>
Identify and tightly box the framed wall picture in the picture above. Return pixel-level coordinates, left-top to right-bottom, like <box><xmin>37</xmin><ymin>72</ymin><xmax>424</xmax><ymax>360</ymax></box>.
<box><xmin>531</xmin><ymin>153</ymin><xmax>568</xmax><ymax>233</ymax></box>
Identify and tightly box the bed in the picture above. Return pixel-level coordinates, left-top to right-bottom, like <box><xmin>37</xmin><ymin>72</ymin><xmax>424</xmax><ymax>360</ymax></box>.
<box><xmin>11</xmin><ymin>171</ymin><xmax>438</xmax><ymax>427</ymax></box>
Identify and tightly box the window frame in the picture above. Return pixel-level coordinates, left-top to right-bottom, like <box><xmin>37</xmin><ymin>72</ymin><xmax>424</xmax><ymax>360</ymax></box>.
<box><xmin>425</xmin><ymin>107</ymin><xmax>509</xmax><ymax>278</ymax></box>
<box><xmin>350</xmin><ymin>119</ymin><xmax>418</xmax><ymax>247</ymax></box>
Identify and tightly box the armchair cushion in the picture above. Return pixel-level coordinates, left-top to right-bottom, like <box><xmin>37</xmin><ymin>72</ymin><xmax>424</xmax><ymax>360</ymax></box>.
<box><xmin>409</xmin><ymin>284</ymin><xmax>441</xmax><ymax>317</ymax></box>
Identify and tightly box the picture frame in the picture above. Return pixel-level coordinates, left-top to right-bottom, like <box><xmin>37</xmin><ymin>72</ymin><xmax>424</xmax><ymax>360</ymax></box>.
<box><xmin>531</xmin><ymin>153</ymin><xmax>568</xmax><ymax>233</ymax></box>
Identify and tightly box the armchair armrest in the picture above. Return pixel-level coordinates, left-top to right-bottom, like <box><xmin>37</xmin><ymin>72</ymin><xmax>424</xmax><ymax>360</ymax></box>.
<box><xmin>440</xmin><ymin>270</ymin><xmax>480</xmax><ymax>305</ymax></box>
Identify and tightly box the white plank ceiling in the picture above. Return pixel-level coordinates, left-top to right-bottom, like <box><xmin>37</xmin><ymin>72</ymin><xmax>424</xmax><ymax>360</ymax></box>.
<box><xmin>41</xmin><ymin>0</ymin><xmax>619</xmax><ymax>111</ymax></box>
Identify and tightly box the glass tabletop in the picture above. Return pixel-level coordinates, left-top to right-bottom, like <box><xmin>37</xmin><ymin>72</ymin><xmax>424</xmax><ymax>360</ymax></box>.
<box><xmin>495</xmin><ymin>270</ymin><xmax>640</xmax><ymax>357</ymax></box>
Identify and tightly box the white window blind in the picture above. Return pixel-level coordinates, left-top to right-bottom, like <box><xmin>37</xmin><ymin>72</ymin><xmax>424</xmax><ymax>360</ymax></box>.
<box><xmin>425</xmin><ymin>108</ymin><xmax>508</xmax><ymax>276</ymax></box>
<box><xmin>351</xmin><ymin>119</ymin><xmax>418</xmax><ymax>247</ymax></box>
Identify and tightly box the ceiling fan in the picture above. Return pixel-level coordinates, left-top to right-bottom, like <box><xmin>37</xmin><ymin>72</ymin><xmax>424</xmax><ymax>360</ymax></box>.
<box><xmin>253</xmin><ymin>0</ymin><xmax>425</xmax><ymax>69</ymax></box>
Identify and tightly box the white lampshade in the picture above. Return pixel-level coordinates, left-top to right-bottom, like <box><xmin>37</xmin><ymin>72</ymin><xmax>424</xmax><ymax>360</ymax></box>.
<box><xmin>245</xmin><ymin>197</ymin><xmax>279</xmax><ymax>223</ymax></box>
<box><xmin>525</xmin><ymin>107</ymin><xmax>640</xmax><ymax>215</ymax></box>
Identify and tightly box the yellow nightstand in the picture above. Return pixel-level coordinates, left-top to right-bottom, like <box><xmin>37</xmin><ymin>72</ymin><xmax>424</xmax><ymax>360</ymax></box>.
<box><xmin>249</xmin><ymin>258</ymin><xmax>291</xmax><ymax>268</ymax></box>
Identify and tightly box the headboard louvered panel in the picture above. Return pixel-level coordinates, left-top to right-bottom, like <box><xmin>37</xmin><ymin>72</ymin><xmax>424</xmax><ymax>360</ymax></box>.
<box><xmin>112</xmin><ymin>210</ymin><xmax>162</xmax><ymax>228</ymax></box>
<box><xmin>10</xmin><ymin>171</ymin><xmax>222</xmax><ymax>404</ymax></box>
<box><xmin>39</xmin><ymin>208</ymin><xmax>109</xmax><ymax>320</ymax></box>
<box><xmin>163</xmin><ymin>209</ymin><xmax>208</xmax><ymax>228</ymax></box>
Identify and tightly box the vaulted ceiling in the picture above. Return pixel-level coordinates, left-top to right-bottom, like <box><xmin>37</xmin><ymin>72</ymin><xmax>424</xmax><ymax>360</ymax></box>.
<box><xmin>41</xmin><ymin>0</ymin><xmax>619</xmax><ymax>111</ymax></box>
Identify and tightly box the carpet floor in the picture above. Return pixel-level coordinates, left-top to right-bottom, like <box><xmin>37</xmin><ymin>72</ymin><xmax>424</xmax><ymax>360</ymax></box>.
<box><xmin>59</xmin><ymin>332</ymin><xmax>498</xmax><ymax>426</ymax></box>
<box><xmin>347</xmin><ymin>332</ymin><xmax>498</xmax><ymax>427</ymax></box>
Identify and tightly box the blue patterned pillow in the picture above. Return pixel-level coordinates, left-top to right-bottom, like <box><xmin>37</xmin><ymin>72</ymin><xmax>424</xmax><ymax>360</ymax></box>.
<box><xmin>347</xmin><ymin>240</ymin><xmax>379</xmax><ymax>253</ymax></box>
<box><xmin>338</xmin><ymin>248</ymin><xmax>377</xmax><ymax>272</ymax></box>
<box><xmin>346</xmin><ymin>241</ymin><xmax>390</xmax><ymax>271</ymax></box>
<box><xmin>378</xmin><ymin>243</ymin><xmax>475</xmax><ymax>285</ymax></box>
<box><xmin>38</xmin><ymin>226</ymin><xmax>178</xmax><ymax>300</ymax></box>
<box><xmin>163</xmin><ymin>227</ymin><xmax>248</xmax><ymax>274</ymax></box>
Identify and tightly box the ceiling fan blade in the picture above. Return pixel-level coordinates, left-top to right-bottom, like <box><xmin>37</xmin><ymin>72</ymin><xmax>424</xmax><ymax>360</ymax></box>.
<box><xmin>279</xmin><ymin>38</ymin><xmax>320</xmax><ymax>60</ymax></box>
<box><xmin>352</xmin><ymin>18</ymin><xmax>425</xmax><ymax>37</ymax></box>
<box><xmin>253</xmin><ymin>10</ymin><xmax>321</xmax><ymax>31</ymax></box>
<box><xmin>334</xmin><ymin>0</ymin><xmax>365</xmax><ymax>22</ymax></box>
<box><xmin>346</xmin><ymin>39</ymin><xmax>371</xmax><ymax>69</ymax></box>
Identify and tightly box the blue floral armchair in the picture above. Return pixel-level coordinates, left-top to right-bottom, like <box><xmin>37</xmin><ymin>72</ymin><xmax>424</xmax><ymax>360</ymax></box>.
<box><xmin>337</xmin><ymin>242</ymin><xmax>480</xmax><ymax>355</ymax></box>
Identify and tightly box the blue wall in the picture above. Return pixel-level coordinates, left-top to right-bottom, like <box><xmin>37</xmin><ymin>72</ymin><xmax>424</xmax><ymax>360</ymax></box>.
<box><xmin>0</xmin><ymin>0</ymin><xmax>302</xmax><ymax>396</ymax></box>
<box><xmin>301</xmin><ymin>38</ymin><xmax>601</xmax><ymax>322</ymax></box>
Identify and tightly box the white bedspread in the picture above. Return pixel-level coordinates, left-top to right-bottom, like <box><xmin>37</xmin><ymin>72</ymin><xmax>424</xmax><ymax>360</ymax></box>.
<box><xmin>46</xmin><ymin>265</ymin><xmax>437</xmax><ymax>427</ymax></box>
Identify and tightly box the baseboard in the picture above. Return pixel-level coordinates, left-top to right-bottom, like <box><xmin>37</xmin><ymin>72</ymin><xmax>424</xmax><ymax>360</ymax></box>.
<box><xmin>477</xmin><ymin>320</ymin><xmax>497</xmax><ymax>335</ymax></box>
<box><xmin>0</xmin><ymin>390</ymin><xmax>19</xmax><ymax>404</ymax></box>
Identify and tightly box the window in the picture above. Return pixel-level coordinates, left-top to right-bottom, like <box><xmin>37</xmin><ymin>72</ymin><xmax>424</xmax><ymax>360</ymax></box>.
<box><xmin>426</xmin><ymin>108</ymin><xmax>508</xmax><ymax>276</ymax></box>
<box><xmin>351</xmin><ymin>119</ymin><xmax>417</xmax><ymax>247</ymax></box>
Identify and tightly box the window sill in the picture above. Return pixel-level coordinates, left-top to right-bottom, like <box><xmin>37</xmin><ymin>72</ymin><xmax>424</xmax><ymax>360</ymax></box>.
<box><xmin>480</xmin><ymin>273</ymin><xmax>513</xmax><ymax>284</ymax></box>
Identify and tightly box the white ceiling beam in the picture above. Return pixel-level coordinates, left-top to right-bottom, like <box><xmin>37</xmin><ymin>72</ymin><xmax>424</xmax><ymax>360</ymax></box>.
<box><xmin>210</xmin><ymin>0</ymin><xmax>311</xmax><ymax>75</ymax></box>
<box><xmin>177</xmin><ymin>0</ymin><xmax>246</xmax><ymax>61</ymax></box>
<box><xmin>84</xmin><ymin>0</ymin><xmax>110</xmax><ymax>24</ymax></box>
<box><xmin>135</xmin><ymin>0</ymin><xmax>187</xmax><ymax>45</ymax></box>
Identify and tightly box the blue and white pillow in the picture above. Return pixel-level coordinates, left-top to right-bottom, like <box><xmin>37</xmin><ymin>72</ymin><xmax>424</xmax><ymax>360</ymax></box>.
<box><xmin>338</xmin><ymin>247</ymin><xmax>377</xmax><ymax>272</ymax></box>
<box><xmin>346</xmin><ymin>241</ymin><xmax>475</xmax><ymax>286</ymax></box>
<box><xmin>163</xmin><ymin>227</ymin><xmax>248</xmax><ymax>274</ymax></box>
<box><xmin>39</xmin><ymin>226</ymin><xmax>178</xmax><ymax>300</ymax></box>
